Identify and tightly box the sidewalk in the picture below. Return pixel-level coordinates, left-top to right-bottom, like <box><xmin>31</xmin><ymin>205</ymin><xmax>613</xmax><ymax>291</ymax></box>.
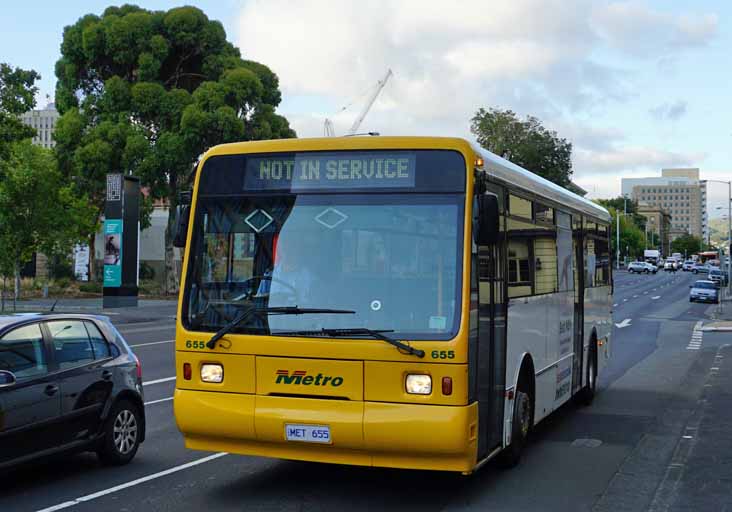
<box><xmin>0</xmin><ymin>297</ymin><xmax>177</xmax><ymax>324</ymax></box>
<box><xmin>702</xmin><ymin>288</ymin><xmax>732</xmax><ymax>331</ymax></box>
<box><xmin>660</xmin><ymin>343</ymin><xmax>732</xmax><ymax>511</ymax></box>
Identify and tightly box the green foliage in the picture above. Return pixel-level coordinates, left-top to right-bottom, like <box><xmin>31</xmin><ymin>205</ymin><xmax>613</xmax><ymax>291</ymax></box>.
<box><xmin>0</xmin><ymin>63</ymin><xmax>40</xmax><ymax>167</ymax></box>
<box><xmin>471</xmin><ymin>107</ymin><xmax>573</xmax><ymax>187</ymax></box>
<box><xmin>54</xmin><ymin>6</ymin><xmax>296</xmax><ymax>287</ymax></box>
<box><xmin>0</xmin><ymin>141</ymin><xmax>96</xmax><ymax>282</ymax></box>
<box><xmin>671</xmin><ymin>234</ymin><xmax>704</xmax><ymax>257</ymax></box>
<box><xmin>595</xmin><ymin>196</ymin><xmax>647</xmax><ymax>230</ymax></box>
<box><xmin>604</xmin><ymin>206</ymin><xmax>646</xmax><ymax>261</ymax></box>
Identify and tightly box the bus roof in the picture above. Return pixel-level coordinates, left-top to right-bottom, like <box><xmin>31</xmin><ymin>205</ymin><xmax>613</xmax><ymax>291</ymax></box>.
<box><xmin>474</xmin><ymin>144</ymin><xmax>612</xmax><ymax>224</ymax></box>
<box><xmin>202</xmin><ymin>136</ymin><xmax>611</xmax><ymax>224</ymax></box>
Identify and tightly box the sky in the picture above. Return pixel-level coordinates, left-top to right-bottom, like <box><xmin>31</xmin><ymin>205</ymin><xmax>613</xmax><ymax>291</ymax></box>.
<box><xmin>3</xmin><ymin>0</ymin><xmax>731</xmax><ymax>213</ymax></box>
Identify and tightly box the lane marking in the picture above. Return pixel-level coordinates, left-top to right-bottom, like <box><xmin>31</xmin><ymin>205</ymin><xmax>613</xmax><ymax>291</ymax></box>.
<box><xmin>686</xmin><ymin>321</ymin><xmax>704</xmax><ymax>350</ymax></box>
<box><xmin>613</xmin><ymin>303</ymin><xmax>618</xmax><ymax>307</ymax></box>
<box><xmin>130</xmin><ymin>339</ymin><xmax>174</xmax><ymax>348</ymax></box>
<box><xmin>623</xmin><ymin>298</ymin><xmax>628</xmax><ymax>302</ymax></box>
<box><xmin>633</xmin><ymin>295</ymin><xmax>639</xmax><ymax>298</ymax></box>
<box><xmin>35</xmin><ymin>453</ymin><xmax>228</xmax><ymax>512</ymax></box>
<box><xmin>652</xmin><ymin>296</ymin><xmax>661</xmax><ymax>300</ymax></box>
<box><xmin>117</xmin><ymin>324</ymin><xmax>176</xmax><ymax>334</ymax></box>
<box><xmin>615</xmin><ymin>318</ymin><xmax>632</xmax><ymax>329</ymax></box>
<box><xmin>145</xmin><ymin>396</ymin><xmax>174</xmax><ymax>405</ymax></box>
<box><xmin>143</xmin><ymin>376</ymin><xmax>176</xmax><ymax>386</ymax></box>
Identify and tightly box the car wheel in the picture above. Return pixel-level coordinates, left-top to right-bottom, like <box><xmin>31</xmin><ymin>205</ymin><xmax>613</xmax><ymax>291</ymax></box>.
<box><xmin>498</xmin><ymin>386</ymin><xmax>533</xmax><ymax>468</ymax></box>
<box><xmin>97</xmin><ymin>399</ymin><xmax>142</xmax><ymax>466</ymax></box>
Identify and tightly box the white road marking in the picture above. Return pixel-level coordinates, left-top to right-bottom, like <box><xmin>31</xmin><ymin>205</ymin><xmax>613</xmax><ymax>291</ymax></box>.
<box><xmin>615</xmin><ymin>318</ymin><xmax>632</xmax><ymax>328</ymax></box>
<box><xmin>145</xmin><ymin>396</ymin><xmax>174</xmax><ymax>405</ymax></box>
<box><xmin>687</xmin><ymin>321</ymin><xmax>704</xmax><ymax>350</ymax></box>
<box><xmin>117</xmin><ymin>324</ymin><xmax>176</xmax><ymax>334</ymax></box>
<box><xmin>643</xmin><ymin>291</ymin><xmax>648</xmax><ymax>294</ymax></box>
<box><xmin>35</xmin><ymin>453</ymin><xmax>228</xmax><ymax>512</ymax></box>
<box><xmin>623</xmin><ymin>298</ymin><xmax>628</xmax><ymax>302</ymax></box>
<box><xmin>130</xmin><ymin>339</ymin><xmax>174</xmax><ymax>348</ymax></box>
<box><xmin>613</xmin><ymin>304</ymin><xmax>618</xmax><ymax>307</ymax></box>
<box><xmin>652</xmin><ymin>296</ymin><xmax>661</xmax><ymax>300</ymax></box>
<box><xmin>143</xmin><ymin>376</ymin><xmax>176</xmax><ymax>386</ymax></box>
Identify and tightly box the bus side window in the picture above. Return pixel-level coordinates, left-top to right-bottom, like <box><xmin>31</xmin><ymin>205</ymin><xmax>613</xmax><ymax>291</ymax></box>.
<box><xmin>507</xmin><ymin>240</ymin><xmax>532</xmax><ymax>298</ymax></box>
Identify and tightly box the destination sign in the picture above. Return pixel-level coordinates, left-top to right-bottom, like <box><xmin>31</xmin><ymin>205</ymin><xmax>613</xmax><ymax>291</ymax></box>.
<box><xmin>243</xmin><ymin>152</ymin><xmax>417</xmax><ymax>190</ymax></box>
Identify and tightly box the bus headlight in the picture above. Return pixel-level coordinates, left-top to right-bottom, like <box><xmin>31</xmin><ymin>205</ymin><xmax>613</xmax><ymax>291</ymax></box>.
<box><xmin>201</xmin><ymin>363</ymin><xmax>223</xmax><ymax>383</ymax></box>
<box><xmin>405</xmin><ymin>374</ymin><xmax>432</xmax><ymax>395</ymax></box>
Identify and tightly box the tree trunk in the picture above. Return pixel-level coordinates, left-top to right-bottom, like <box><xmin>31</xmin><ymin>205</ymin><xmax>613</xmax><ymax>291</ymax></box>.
<box><xmin>88</xmin><ymin>232</ymin><xmax>97</xmax><ymax>282</ymax></box>
<box><xmin>164</xmin><ymin>179</ymin><xmax>180</xmax><ymax>296</ymax></box>
<box><xmin>13</xmin><ymin>262</ymin><xmax>20</xmax><ymax>311</ymax></box>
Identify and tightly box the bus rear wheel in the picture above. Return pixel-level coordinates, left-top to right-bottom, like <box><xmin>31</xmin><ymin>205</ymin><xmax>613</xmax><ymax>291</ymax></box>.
<box><xmin>579</xmin><ymin>342</ymin><xmax>598</xmax><ymax>406</ymax></box>
<box><xmin>498</xmin><ymin>388</ymin><xmax>533</xmax><ymax>468</ymax></box>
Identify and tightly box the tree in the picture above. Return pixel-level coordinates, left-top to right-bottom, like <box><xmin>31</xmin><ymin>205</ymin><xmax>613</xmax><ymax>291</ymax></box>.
<box><xmin>471</xmin><ymin>108</ymin><xmax>573</xmax><ymax>187</ymax></box>
<box><xmin>0</xmin><ymin>63</ymin><xmax>39</xmax><ymax>172</ymax></box>
<box><xmin>671</xmin><ymin>234</ymin><xmax>703</xmax><ymax>257</ymax></box>
<box><xmin>0</xmin><ymin>141</ymin><xmax>95</xmax><ymax>306</ymax></box>
<box><xmin>54</xmin><ymin>5</ymin><xmax>295</xmax><ymax>292</ymax></box>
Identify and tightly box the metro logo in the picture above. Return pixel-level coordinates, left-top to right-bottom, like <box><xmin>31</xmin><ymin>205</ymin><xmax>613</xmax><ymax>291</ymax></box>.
<box><xmin>275</xmin><ymin>370</ymin><xmax>344</xmax><ymax>387</ymax></box>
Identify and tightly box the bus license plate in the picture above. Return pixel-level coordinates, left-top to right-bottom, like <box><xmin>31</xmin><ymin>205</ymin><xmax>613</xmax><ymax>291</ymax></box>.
<box><xmin>285</xmin><ymin>424</ymin><xmax>331</xmax><ymax>444</ymax></box>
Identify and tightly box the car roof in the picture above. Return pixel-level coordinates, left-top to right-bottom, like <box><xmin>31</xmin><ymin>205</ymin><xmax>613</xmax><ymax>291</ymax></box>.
<box><xmin>0</xmin><ymin>313</ymin><xmax>110</xmax><ymax>333</ymax></box>
<box><xmin>693</xmin><ymin>280</ymin><xmax>716</xmax><ymax>285</ymax></box>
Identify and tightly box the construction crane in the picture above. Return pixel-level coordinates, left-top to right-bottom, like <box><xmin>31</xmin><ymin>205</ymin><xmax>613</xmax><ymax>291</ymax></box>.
<box><xmin>323</xmin><ymin>69</ymin><xmax>393</xmax><ymax>136</ymax></box>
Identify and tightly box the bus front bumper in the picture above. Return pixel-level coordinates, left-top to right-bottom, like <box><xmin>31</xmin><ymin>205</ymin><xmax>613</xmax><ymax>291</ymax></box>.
<box><xmin>174</xmin><ymin>389</ymin><xmax>479</xmax><ymax>472</ymax></box>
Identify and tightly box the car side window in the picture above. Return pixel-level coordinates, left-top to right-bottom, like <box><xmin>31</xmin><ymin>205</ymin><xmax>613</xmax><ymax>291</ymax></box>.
<box><xmin>84</xmin><ymin>321</ymin><xmax>111</xmax><ymax>359</ymax></box>
<box><xmin>47</xmin><ymin>320</ymin><xmax>94</xmax><ymax>369</ymax></box>
<box><xmin>0</xmin><ymin>324</ymin><xmax>48</xmax><ymax>380</ymax></box>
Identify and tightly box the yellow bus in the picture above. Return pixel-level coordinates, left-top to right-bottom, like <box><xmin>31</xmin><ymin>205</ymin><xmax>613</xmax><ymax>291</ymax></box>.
<box><xmin>173</xmin><ymin>136</ymin><xmax>612</xmax><ymax>473</ymax></box>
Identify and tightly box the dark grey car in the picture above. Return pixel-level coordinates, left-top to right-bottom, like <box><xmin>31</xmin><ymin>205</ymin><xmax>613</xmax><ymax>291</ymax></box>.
<box><xmin>0</xmin><ymin>314</ymin><xmax>145</xmax><ymax>471</ymax></box>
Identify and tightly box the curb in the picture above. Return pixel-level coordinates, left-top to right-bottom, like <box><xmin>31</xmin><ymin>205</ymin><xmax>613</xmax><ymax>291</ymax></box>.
<box><xmin>701</xmin><ymin>327</ymin><xmax>732</xmax><ymax>332</ymax></box>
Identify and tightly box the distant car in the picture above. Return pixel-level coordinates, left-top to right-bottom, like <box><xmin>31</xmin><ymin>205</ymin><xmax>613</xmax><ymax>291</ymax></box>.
<box><xmin>664</xmin><ymin>260</ymin><xmax>678</xmax><ymax>272</ymax></box>
<box><xmin>689</xmin><ymin>280</ymin><xmax>720</xmax><ymax>303</ymax></box>
<box><xmin>0</xmin><ymin>314</ymin><xmax>145</xmax><ymax>471</ymax></box>
<box><xmin>708</xmin><ymin>268</ymin><xmax>728</xmax><ymax>287</ymax></box>
<box><xmin>644</xmin><ymin>262</ymin><xmax>658</xmax><ymax>274</ymax></box>
<box><xmin>692</xmin><ymin>263</ymin><xmax>710</xmax><ymax>274</ymax></box>
<box><xmin>682</xmin><ymin>260</ymin><xmax>695</xmax><ymax>271</ymax></box>
<box><xmin>628</xmin><ymin>261</ymin><xmax>650</xmax><ymax>273</ymax></box>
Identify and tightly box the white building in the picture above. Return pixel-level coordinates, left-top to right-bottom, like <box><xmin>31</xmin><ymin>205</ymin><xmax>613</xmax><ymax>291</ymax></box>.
<box><xmin>20</xmin><ymin>102</ymin><xmax>59</xmax><ymax>149</ymax></box>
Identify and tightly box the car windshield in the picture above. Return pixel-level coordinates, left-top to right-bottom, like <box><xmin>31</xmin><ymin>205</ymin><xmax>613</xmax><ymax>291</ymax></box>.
<box><xmin>694</xmin><ymin>282</ymin><xmax>716</xmax><ymax>290</ymax></box>
<box><xmin>183</xmin><ymin>150</ymin><xmax>466</xmax><ymax>340</ymax></box>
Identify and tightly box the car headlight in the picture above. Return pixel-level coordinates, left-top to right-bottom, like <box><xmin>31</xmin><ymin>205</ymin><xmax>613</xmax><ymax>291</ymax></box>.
<box><xmin>201</xmin><ymin>363</ymin><xmax>223</xmax><ymax>383</ymax></box>
<box><xmin>405</xmin><ymin>374</ymin><xmax>432</xmax><ymax>395</ymax></box>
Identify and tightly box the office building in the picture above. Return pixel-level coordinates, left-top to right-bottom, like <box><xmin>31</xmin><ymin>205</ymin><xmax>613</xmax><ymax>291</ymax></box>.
<box><xmin>20</xmin><ymin>102</ymin><xmax>59</xmax><ymax>149</ymax></box>
<box><xmin>621</xmin><ymin>168</ymin><xmax>707</xmax><ymax>241</ymax></box>
<box><xmin>637</xmin><ymin>204</ymin><xmax>672</xmax><ymax>255</ymax></box>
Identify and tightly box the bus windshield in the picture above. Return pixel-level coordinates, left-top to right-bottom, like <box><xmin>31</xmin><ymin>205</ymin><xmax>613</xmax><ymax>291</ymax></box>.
<box><xmin>183</xmin><ymin>150</ymin><xmax>466</xmax><ymax>340</ymax></box>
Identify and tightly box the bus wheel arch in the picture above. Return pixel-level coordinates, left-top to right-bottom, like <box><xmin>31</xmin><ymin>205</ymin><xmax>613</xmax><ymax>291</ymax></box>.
<box><xmin>500</xmin><ymin>355</ymin><xmax>536</xmax><ymax>468</ymax></box>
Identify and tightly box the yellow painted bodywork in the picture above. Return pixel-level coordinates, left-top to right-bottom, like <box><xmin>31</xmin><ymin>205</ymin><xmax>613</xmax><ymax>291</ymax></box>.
<box><xmin>174</xmin><ymin>137</ymin><xmax>481</xmax><ymax>473</ymax></box>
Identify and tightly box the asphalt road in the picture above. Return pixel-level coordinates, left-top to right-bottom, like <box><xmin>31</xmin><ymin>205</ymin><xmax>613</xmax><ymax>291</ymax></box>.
<box><xmin>1</xmin><ymin>270</ymin><xmax>726</xmax><ymax>512</ymax></box>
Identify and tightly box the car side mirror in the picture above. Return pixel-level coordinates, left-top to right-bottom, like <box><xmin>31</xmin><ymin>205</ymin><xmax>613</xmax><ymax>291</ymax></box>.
<box><xmin>0</xmin><ymin>370</ymin><xmax>17</xmax><ymax>388</ymax></box>
<box><xmin>474</xmin><ymin>193</ymin><xmax>500</xmax><ymax>245</ymax></box>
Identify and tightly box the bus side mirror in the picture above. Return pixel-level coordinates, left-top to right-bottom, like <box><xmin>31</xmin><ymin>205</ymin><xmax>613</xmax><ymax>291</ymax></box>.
<box><xmin>173</xmin><ymin>204</ymin><xmax>190</xmax><ymax>248</ymax></box>
<box><xmin>474</xmin><ymin>193</ymin><xmax>500</xmax><ymax>245</ymax></box>
<box><xmin>173</xmin><ymin>190</ymin><xmax>192</xmax><ymax>248</ymax></box>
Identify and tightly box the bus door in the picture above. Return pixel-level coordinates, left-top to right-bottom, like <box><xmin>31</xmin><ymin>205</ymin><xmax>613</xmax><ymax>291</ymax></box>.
<box><xmin>571</xmin><ymin>216</ymin><xmax>584</xmax><ymax>394</ymax></box>
<box><xmin>475</xmin><ymin>187</ymin><xmax>507</xmax><ymax>458</ymax></box>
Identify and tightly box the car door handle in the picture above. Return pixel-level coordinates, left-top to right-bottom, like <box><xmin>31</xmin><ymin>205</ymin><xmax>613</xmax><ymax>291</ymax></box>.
<box><xmin>101</xmin><ymin>370</ymin><xmax>113</xmax><ymax>381</ymax></box>
<box><xmin>44</xmin><ymin>384</ymin><xmax>59</xmax><ymax>396</ymax></box>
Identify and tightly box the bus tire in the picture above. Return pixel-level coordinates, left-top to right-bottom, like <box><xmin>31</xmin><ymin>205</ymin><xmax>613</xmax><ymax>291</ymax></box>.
<box><xmin>498</xmin><ymin>386</ymin><xmax>533</xmax><ymax>469</ymax></box>
<box><xmin>579</xmin><ymin>341</ymin><xmax>598</xmax><ymax>406</ymax></box>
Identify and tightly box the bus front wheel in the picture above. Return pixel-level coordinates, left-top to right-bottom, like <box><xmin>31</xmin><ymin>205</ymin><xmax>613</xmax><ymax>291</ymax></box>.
<box><xmin>498</xmin><ymin>387</ymin><xmax>533</xmax><ymax>468</ymax></box>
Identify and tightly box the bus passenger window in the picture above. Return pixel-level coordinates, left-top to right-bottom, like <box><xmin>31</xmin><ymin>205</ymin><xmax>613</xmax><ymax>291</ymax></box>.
<box><xmin>508</xmin><ymin>240</ymin><xmax>531</xmax><ymax>298</ymax></box>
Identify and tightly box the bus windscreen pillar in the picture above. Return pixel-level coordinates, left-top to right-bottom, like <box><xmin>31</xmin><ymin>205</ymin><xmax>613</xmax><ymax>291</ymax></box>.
<box><xmin>103</xmin><ymin>174</ymin><xmax>140</xmax><ymax>308</ymax></box>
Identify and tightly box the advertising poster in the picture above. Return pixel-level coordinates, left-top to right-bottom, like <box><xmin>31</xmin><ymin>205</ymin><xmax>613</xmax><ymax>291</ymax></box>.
<box><xmin>103</xmin><ymin>219</ymin><xmax>123</xmax><ymax>287</ymax></box>
<box><xmin>73</xmin><ymin>244</ymin><xmax>90</xmax><ymax>282</ymax></box>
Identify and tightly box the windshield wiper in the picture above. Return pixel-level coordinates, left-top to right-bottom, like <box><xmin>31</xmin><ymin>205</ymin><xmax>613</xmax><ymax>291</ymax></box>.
<box><xmin>274</xmin><ymin>327</ymin><xmax>425</xmax><ymax>358</ymax></box>
<box><xmin>206</xmin><ymin>306</ymin><xmax>355</xmax><ymax>349</ymax></box>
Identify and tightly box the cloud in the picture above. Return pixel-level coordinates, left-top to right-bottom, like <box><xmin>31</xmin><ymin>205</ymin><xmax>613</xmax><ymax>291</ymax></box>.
<box><xmin>591</xmin><ymin>2</ymin><xmax>718</xmax><ymax>58</ymax></box>
<box><xmin>236</xmin><ymin>0</ymin><xmax>716</xmax><ymax>199</ymax></box>
<box><xmin>649</xmin><ymin>100</ymin><xmax>688</xmax><ymax>121</ymax></box>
